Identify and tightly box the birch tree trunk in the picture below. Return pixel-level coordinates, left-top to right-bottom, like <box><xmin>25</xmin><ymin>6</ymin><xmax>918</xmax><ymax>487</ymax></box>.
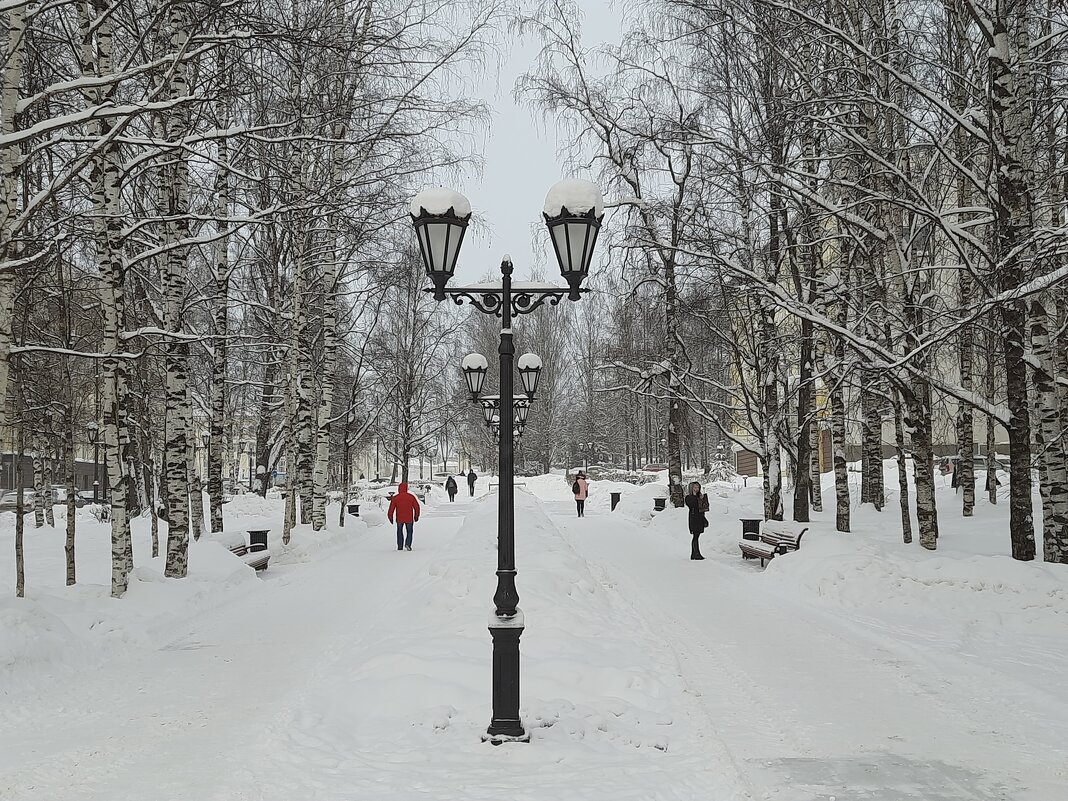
<box><xmin>966</xmin><ymin>0</ymin><xmax>1036</xmax><ymax>559</ymax></box>
<box><xmin>822</xmin><ymin>249</ymin><xmax>850</xmax><ymax>532</ymax></box>
<box><xmin>32</xmin><ymin>447</ymin><xmax>45</xmax><ymax>528</ymax></box>
<box><xmin>0</xmin><ymin>7</ymin><xmax>24</xmax><ymax>433</ymax></box>
<box><xmin>312</xmin><ymin>285</ymin><xmax>339</xmax><ymax>530</ymax></box>
<box><xmin>758</xmin><ymin>297</ymin><xmax>782</xmax><ymax>520</ymax></box>
<box><xmin>809</xmin><ymin>411</ymin><xmax>823</xmax><ymax>512</ymax></box>
<box><xmin>859</xmin><ymin>387</ymin><xmax>884</xmax><ymax>510</ymax></box>
<box><xmin>79</xmin><ymin>0</ymin><xmax>132</xmax><ymax>597</ymax></box>
<box><xmin>63</xmin><ymin>400</ymin><xmax>76</xmax><ymax>584</ymax></box>
<box><xmin>283</xmin><ymin>236</ymin><xmax>307</xmax><ymax>544</ymax></box>
<box><xmin>14</xmin><ymin>424</ymin><xmax>25</xmax><ymax>597</ymax></box>
<box><xmin>907</xmin><ymin>378</ymin><xmax>939</xmax><ymax>550</ymax></box>
<box><xmin>295</xmin><ymin>265</ymin><xmax>315</xmax><ymax>524</ymax></box>
<box><xmin>793</xmin><ymin>320</ymin><xmax>812</xmax><ymax>523</ymax></box>
<box><xmin>208</xmin><ymin>113</ymin><xmax>231</xmax><ymax>534</ymax></box>
<box><xmin>665</xmin><ymin>257</ymin><xmax>685</xmax><ymax>508</ymax></box>
<box><xmin>894</xmin><ymin>392</ymin><xmax>913</xmax><ymax>544</ymax></box>
<box><xmin>147</xmin><ymin>461</ymin><xmax>160</xmax><ymax>559</ymax></box>
<box><xmin>1030</xmin><ymin>298</ymin><xmax>1068</xmax><ymax>561</ymax></box>
<box><xmin>162</xmin><ymin>7</ymin><xmax>194</xmax><ymax>578</ymax></box>
<box><xmin>256</xmin><ymin>354</ymin><xmax>277</xmax><ymax>498</ymax></box>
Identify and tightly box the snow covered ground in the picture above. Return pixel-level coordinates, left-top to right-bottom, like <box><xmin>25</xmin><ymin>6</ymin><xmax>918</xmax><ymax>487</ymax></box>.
<box><xmin>1</xmin><ymin>468</ymin><xmax>1065</xmax><ymax>800</ymax></box>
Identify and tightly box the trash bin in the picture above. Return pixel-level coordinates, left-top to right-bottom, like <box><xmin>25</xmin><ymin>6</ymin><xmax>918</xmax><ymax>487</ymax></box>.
<box><xmin>610</xmin><ymin>491</ymin><xmax>621</xmax><ymax>511</ymax></box>
<box><xmin>346</xmin><ymin>502</ymin><xmax>360</xmax><ymax>517</ymax></box>
<box><xmin>653</xmin><ymin>497</ymin><xmax>667</xmax><ymax>512</ymax></box>
<box><xmin>247</xmin><ymin>529</ymin><xmax>269</xmax><ymax>552</ymax></box>
<box><xmin>739</xmin><ymin>518</ymin><xmax>761</xmax><ymax>540</ymax></box>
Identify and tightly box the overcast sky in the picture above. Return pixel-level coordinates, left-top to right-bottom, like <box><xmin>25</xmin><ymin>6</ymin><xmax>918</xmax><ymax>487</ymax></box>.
<box><xmin>449</xmin><ymin>2</ymin><xmax>625</xmax><ymax>283</ymax></box>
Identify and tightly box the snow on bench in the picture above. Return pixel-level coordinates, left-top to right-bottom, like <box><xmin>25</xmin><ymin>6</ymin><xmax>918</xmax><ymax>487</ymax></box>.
<box><xmin>739</xmin><ymin>521</ymin><xmax>807</xmax><ymax>567</ymax></box>
<box><xmin>205</xmin><ymin>530</ymin><xmax>271</xmax><ymax>572</ymax></box>
<box><xmin>207</xmin><ymin>530</ymin><xmax>249</xmax><ymax>556</ymax></box>
<box><xmin>241</xmin><ymin>550</ymin><xmax>271</xmax><ymax>572</ymax></box>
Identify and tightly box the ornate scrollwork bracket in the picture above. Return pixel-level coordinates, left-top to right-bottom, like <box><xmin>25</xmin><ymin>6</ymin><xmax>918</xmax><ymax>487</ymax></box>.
<box><xmin>424</xmin><ymin>286</ymin><xmax>587</xmax><ymax>318</ymax></box>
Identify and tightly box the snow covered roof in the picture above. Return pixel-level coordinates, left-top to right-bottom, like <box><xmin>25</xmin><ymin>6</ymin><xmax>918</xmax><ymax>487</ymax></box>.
<box><xmin>543</xmin><ymin>179</ymin><xmax>604</xmax><ymax>217</ymax></box>
<box><xmin>410</xmin><ymin>187</ymin><xmax>472</xmax><ymax>218</ymax></box>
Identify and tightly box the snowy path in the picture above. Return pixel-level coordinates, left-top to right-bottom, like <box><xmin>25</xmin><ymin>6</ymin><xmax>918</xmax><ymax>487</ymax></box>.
<box><xmin>2</xmin><ymin>506</ymin><xmax>467</xmax><ymax>801</ymax></box>
<box><xmin>6</xmin><ymin>490</ymin><xmax>1066</xmax><ymax>801</ymax></box>
<box><xmin>552</xmin><ymin>503</ymin><xmax>1066</xmax><ymax>801</ymax></box>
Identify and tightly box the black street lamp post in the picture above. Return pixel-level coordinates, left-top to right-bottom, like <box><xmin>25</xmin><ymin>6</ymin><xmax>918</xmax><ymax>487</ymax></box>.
<box><xmin>86</xmin><ymin>422</ymin><xmax>100</xmax><ymax>503</ymax></box>
<box><xmin>411</xmin><ymin>180</ymin><xmax>603</xmax><ymax>744</ymax></box>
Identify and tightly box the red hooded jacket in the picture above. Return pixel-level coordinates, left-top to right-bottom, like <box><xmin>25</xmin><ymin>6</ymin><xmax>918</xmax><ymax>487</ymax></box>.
<box><xmin>388</xmin><ymin>483</ymin><xmax>421</xmax><ymax>524</ymax></box>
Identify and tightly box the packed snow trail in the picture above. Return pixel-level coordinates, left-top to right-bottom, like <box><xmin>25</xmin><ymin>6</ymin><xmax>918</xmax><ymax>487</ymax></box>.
<box><xmin>551</xmin><ymin>501</ymin><xmax>1065</xmax><ymax>801</ymax></box>
<box><xmin>7</xmin><ymin>487</ymin><xmax>1064</xmax><ymax>801</ymax></box>
<box><xmin>3</xmin><ymin>493</ymin><xmax>739</xmax><ymax>801</ymax></box>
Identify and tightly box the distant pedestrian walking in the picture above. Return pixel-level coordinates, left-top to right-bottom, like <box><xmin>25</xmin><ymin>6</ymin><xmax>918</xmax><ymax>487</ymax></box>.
<box><xmin>467</xmin><ymin>469</ymin><xmax>477</xmax><ymax>497</ymax></box>
<box><xmin>445</xmin><ymin>475</ymin><xmax>458</xmax><ymax>502</ymax></box>
<box><xmin>684</xmin><ymin>481</ymin><xmax>708</xmax><ymax>560</ymax></box>
<box><xmin>572</xmin><ymin>471</ymin><xmax>589</xmax><ymax>517</ymax></box>
<box><xmin>388</xmin><ymin>483</ymin><xmax>421</xmax><ymax>551</ymax></box>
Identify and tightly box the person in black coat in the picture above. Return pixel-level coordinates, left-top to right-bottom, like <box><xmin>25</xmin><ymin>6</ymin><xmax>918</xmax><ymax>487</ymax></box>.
<box><xmin>445</xmin><ymin>475</ymin><xmax>458</xmax><ymax>502</ymax></box>
<box><xmin>467</xmin><ymin>470</ymin><xmax>477</xmax><ymax>497</ymax></box>
<box><xmin>683</xmin><ymin>481</ymin><xmax>708</xmax><ymax>560</ymax></box>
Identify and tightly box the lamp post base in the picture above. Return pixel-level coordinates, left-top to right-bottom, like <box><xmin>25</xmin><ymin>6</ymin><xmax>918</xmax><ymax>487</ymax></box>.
<box><xmin>485</xmin><ymin>610</ymin><xmax>527</xmax><ymax>744</ymax></box>
<box><xmin>482</xmin><ymin>729</ymin><xmax>531</xmax><ymax>745</ymax></box>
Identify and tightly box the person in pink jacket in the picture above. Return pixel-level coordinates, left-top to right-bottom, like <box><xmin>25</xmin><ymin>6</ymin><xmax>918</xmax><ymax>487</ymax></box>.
<box><xmin>572</xmin><ymin>471</ymin><xmax>589</xmax><ymax>517</ymax></box>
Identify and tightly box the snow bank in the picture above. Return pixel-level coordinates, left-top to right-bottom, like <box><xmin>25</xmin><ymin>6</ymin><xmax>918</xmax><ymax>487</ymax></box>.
<box><xmin>765</xmin><ymin>529</ymin><xmax>1068</xmax><ymax>629</ymax></box>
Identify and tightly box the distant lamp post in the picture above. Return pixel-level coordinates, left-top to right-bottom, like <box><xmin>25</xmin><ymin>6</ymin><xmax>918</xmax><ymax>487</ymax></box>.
<box><xmin>412</xmin><ymin>179</ymin><xmax>600</xmax><ymax>744</ymax></box>
<box><xmin>86</xmin><ymin>422</ymin><xmax>100</xmax><ymax>503</ymax></box>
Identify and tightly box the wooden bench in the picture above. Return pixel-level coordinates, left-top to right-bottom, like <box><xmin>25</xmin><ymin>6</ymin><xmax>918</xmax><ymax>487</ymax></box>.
<box><xmin>208</xmin><ymin>530</ymin><xmax>270</xmax><ymax>572</ymax></box>
<box><xmin>739</xmin><ymin>521</ymin><xmax>807</xmax><ymax>567</ymax></box>
<box><xmin>241</xmin><ymin>550</ymin><xmax>271</xmax><ymax>572</ymax></box>
<box><xmin>211</xmin><ymin>530</ymin><xmax>248</xmax><ymax>557</ymax></box>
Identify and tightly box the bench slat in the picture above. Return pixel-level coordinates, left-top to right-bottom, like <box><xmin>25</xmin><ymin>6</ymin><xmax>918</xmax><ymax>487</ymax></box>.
<box><xmin>758</xmin><ymin>522</ymin><xmax>807</xmax><ymax>551</ymax></box>
<box><xmin>242</xmin><ymin>551</ymin><xmax>270</xmax><ymax>572</ymax></box>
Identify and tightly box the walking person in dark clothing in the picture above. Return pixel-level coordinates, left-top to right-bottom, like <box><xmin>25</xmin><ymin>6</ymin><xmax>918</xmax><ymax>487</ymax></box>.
<box><xmin>467</xmin><ymin>469</ymin><xmax>477</xmax><ymax>497</ymax></box>
<box><xmin>572</xmin><ymin>471</ymin><xmax>589</xmax><ymax>517</ymax></box>
<box><xmin>445</xmin><ymin>475</ymin><xmax>458</xmax><ymax>502</ymax></box>
<box><xmin>684</xmin><ymin>481</ymin><xmax>709</xmax><ymax>560</ymax></box>
<box><xmin>387</xmin><ymin>483</ymin><xmax>421</xmax><ymax>551</ymax></box>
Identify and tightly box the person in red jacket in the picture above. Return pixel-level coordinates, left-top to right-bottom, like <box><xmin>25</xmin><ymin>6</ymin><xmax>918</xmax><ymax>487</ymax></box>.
<box><xmin>388</xmin><ymin>483</ymin><xmax>421</xmax><ymax>551</ymax></box>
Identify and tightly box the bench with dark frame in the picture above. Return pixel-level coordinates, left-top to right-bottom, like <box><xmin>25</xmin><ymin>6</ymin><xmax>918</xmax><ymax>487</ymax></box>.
<box><xmin>211</xmin><ymin>529</ymin><xmax>271</xmax><ymax>572</ymax></box>
<box><xmin>738</xmin><ymin>520</ymin><xmax>808</xmax><ymax>567</ymax></box>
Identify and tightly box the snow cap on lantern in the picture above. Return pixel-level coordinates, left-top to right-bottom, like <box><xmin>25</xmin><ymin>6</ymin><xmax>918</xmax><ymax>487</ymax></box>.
<box><xmin>410</xmin><ymin>187</ymin><xmax>472</xmax><ymax>300</ymax></box>
<box><xmin>411</xmin><ymin>187</ymin><xmax>472</xmax><ymax>218</ymax></box>
<box><xmin>543</xmin><ymin>179</ymin><xmax>604</xmax><ymax>301</ymax></box>
<box><xmin>542</xmin><ymin>179</ymin><xmax>605</xmax><ymax>217</ymax></box>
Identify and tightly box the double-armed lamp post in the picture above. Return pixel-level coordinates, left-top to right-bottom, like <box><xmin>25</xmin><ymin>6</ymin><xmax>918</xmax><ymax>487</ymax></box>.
<box><xmin>410</xmin><ymin>179</ymin><xmax>603</xmax><ymax>743</ymax></box>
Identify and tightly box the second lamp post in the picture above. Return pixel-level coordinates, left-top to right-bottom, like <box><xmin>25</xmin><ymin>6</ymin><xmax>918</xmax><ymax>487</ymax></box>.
<box><xmin>411</xmin><ymin>179</ymin><xmax>603</xmax><ymax>743</ymax></box>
